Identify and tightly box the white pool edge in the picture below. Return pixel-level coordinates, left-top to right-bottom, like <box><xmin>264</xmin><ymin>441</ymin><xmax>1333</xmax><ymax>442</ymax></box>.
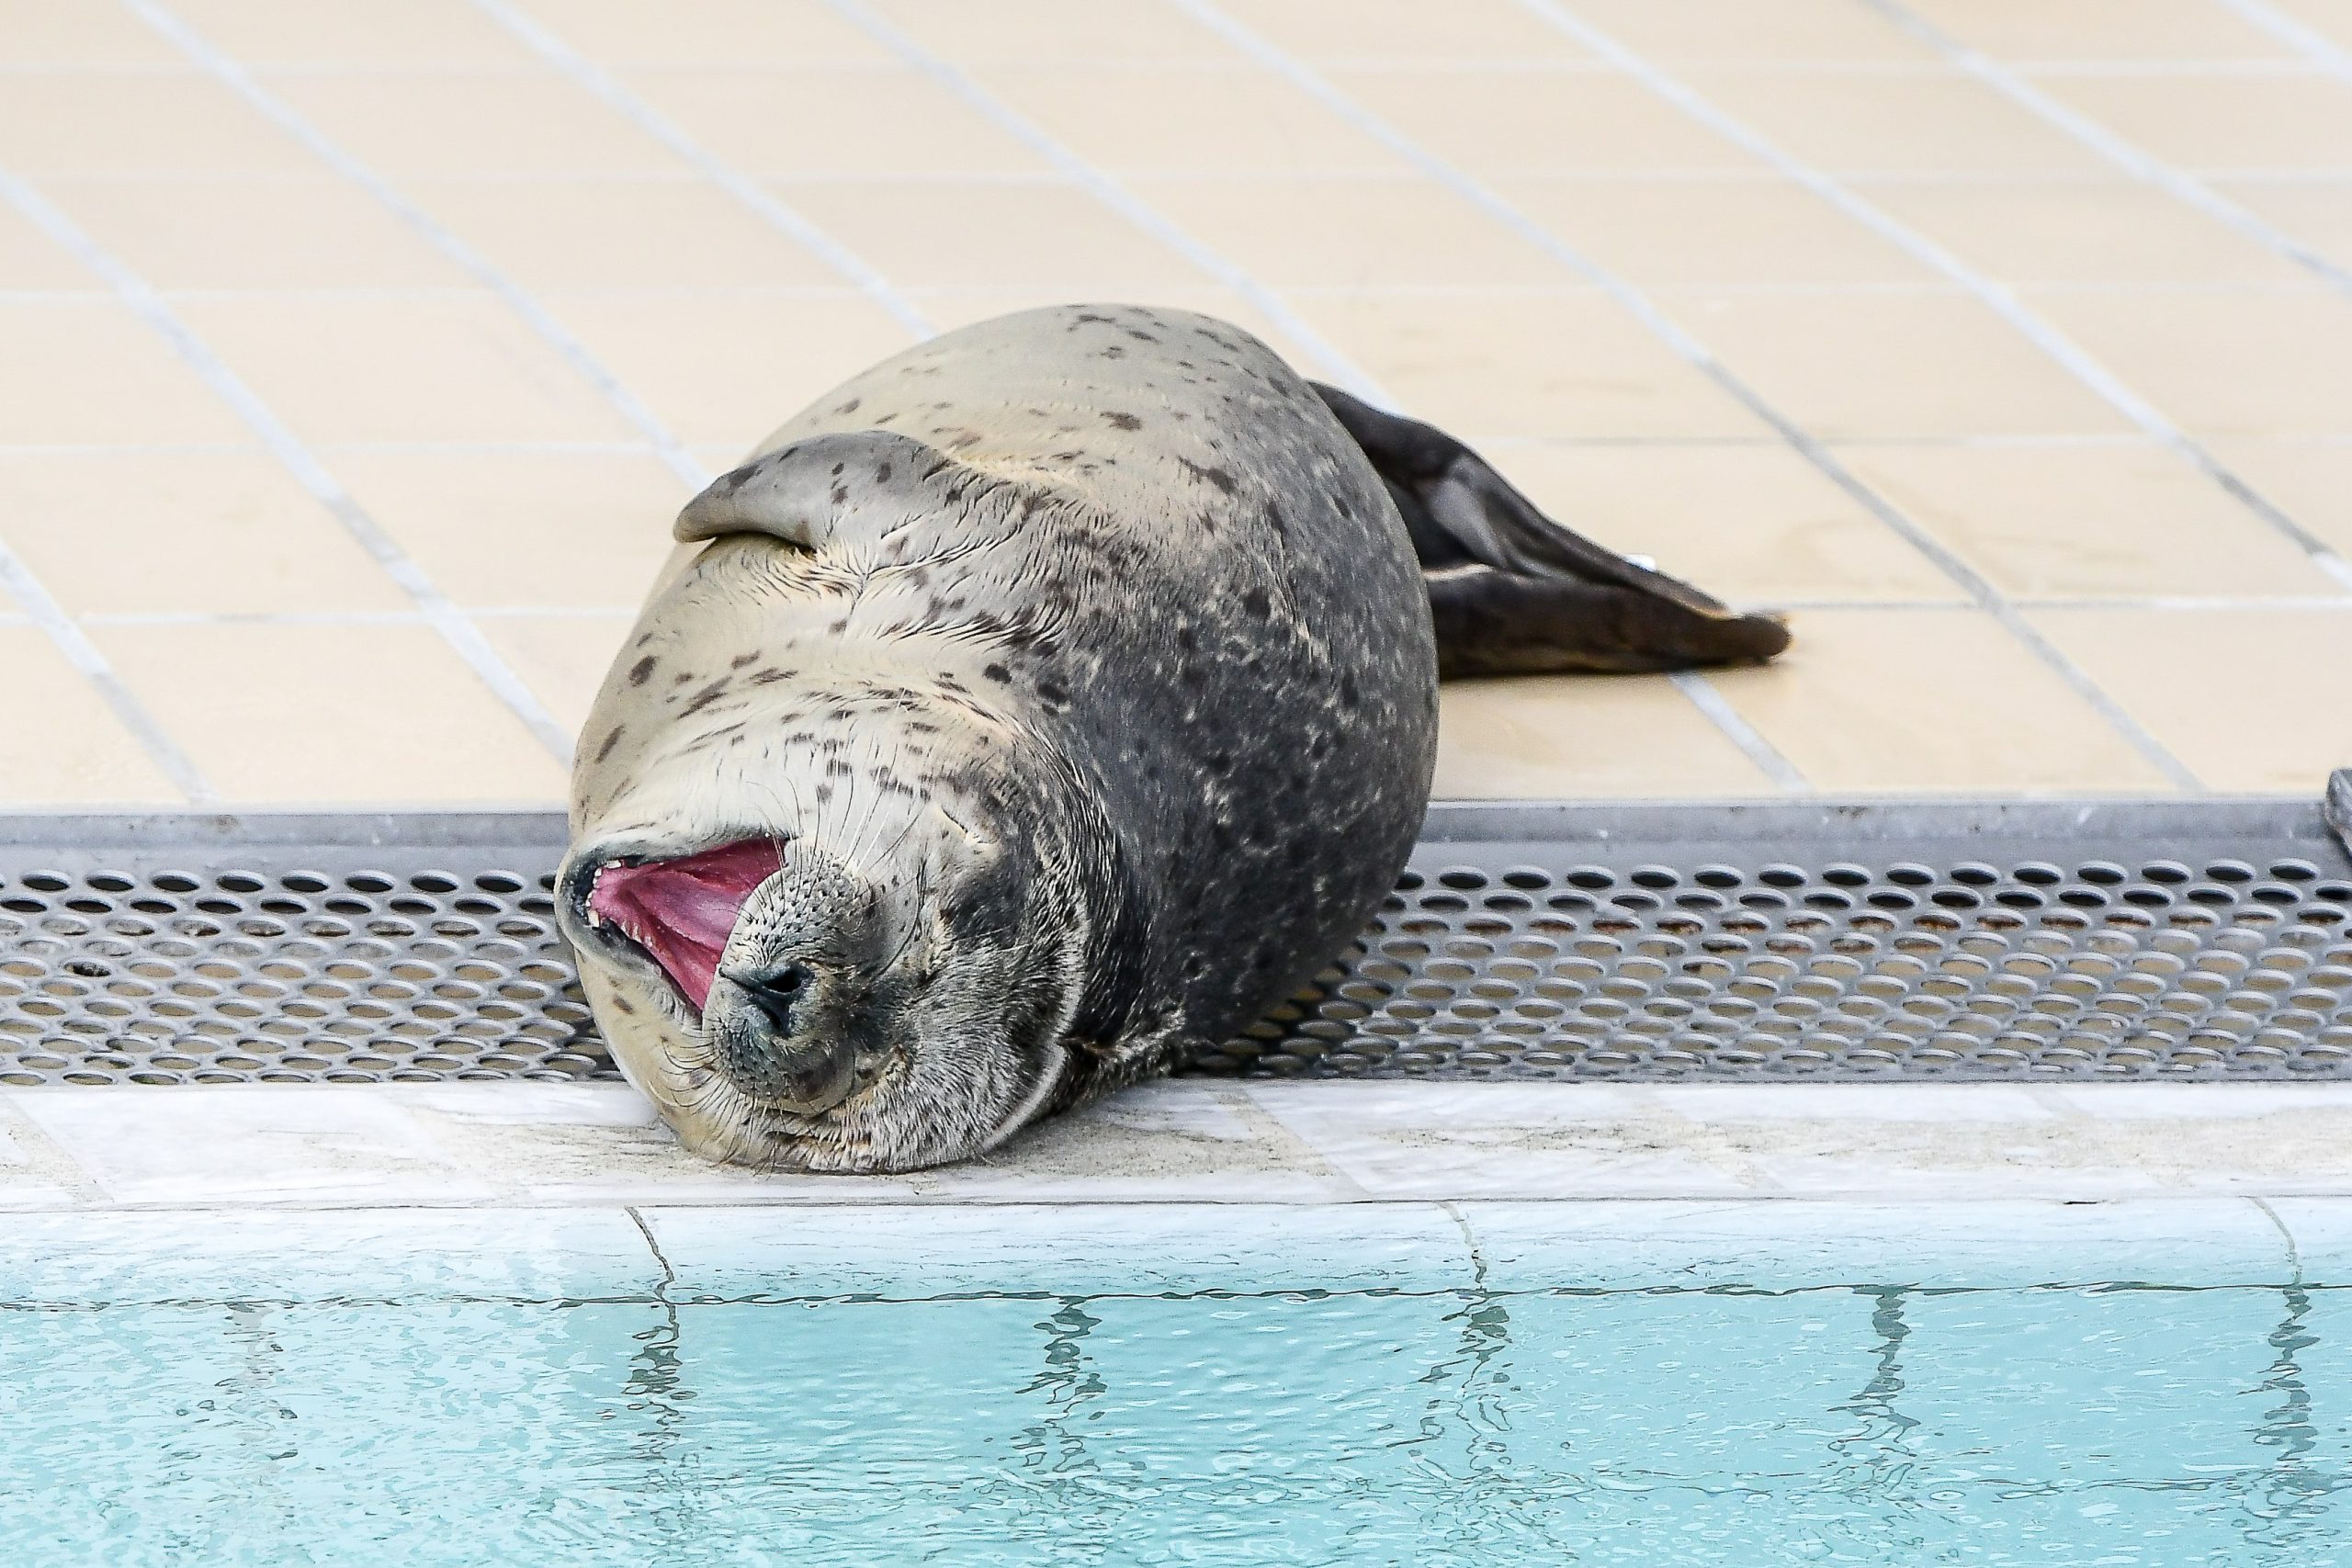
<box><xmin>4</xmin><ymin>1081</ymin><xmax>2352</xmax><ymax>1301</ymax></box>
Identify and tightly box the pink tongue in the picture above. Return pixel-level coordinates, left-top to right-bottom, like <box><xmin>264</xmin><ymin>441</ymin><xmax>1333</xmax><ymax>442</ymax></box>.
<box><xmin>588</xmin><ymin>838</ymin><xmax>785</xmax><ymax>1010</ymax></box>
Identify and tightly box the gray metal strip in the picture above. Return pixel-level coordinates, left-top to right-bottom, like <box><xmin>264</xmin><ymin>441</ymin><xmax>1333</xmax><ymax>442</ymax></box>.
<box><xmin>2</xmin><ymin>798</ymin><xmax>2346</xmax><ymax>1089</ymax></box>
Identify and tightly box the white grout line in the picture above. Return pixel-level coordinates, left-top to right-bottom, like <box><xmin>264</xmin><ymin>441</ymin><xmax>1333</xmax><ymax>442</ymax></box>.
<box><xmin>17</xmin><ymin>277</ymin><xmax>2352</xmax><ymax>306</ymax></box>
<box><xmin>813</xmin><ymin>0</ymin><xmax>1392</xmax><ymax>407</ymax></box>
<box><xmin>462</xmin><ymin>0</ymin><xmax>937</xmax><ymax>341</ymax></box>
<box><xmin>813</xmin><ymin>0</ymin><xmax>1810</xmax><ymax>790</ymax></box>
<box><xmin>1515</xmin><ymin>0</ymin><xmax>2352</xmax><ymax>613</ymax></box>
<box><xmin>2213</xmin><ymin>0</ymin><xmax>2352</xmax><ymax>79</ymax></box>
<box><xmin>1167</xmin><ymin>0</ymin><xmax>2199</xmax><ymax>794</ymax></box>
<box><xmin>12</xmin><ymin>56</ymin><xmax>2349</xmax><ymax>79</ymax></box>
<box><xmin>0</xmin><ymin>166</ymin><xmax>576</xmax><ymax>771</ymax></box>
<box><xmin>0</xmin><ymin>283</ymin><xmax>214</xmax><ymax>805</ymax></box>
<box><xmin>1860</xmin><ymin>0</ymin><xmax>2352</xmax><ymax>300</ymax></box>
<box><xmin>1666</xmin><ymin>671</ymin><xmax>1807</xmax><ymax>791</ymax></box>
<box><xmin>126</xmin><ymin>0</ymin><xmax>710</xmax><ymax>495</ymax></box>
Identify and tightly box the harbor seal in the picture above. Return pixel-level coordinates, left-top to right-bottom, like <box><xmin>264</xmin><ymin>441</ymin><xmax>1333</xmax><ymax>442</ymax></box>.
<box><xmin>556</xmin><ymin>303</ymin><xmax>1784</xmax><ymax>1172</ymax></box>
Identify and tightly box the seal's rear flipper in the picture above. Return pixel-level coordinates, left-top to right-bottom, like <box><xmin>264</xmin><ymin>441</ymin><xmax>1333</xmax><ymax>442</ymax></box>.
<box><xmin>2326</xmin><ymin>769</ymin><xmax>2352</xmax><ymax>860</ymax></box>
<box><xmin>1312</xmin><ymin>382</ymin><xmax>1791</xmax><ymax>678</ymax></box>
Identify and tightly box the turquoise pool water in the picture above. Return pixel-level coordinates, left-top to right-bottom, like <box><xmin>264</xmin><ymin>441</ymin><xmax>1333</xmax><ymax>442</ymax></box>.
<box><xmin>6</xmin><ymin>1263</ymin><xmax>2347</xmax><ymax>1564</ymax></box>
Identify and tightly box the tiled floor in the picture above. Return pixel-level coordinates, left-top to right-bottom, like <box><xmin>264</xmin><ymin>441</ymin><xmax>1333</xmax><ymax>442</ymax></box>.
<box><xmin>4</xmin><ymin>0</ymin><xmax>2351</xmax><ymax>807</ymax></box>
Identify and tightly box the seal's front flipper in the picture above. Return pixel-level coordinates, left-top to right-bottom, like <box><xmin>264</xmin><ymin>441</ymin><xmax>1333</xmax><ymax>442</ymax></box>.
<box><xmin>1311</xmin><ymin>382</ymin><xmax>1791</xmax><ymax>678</ymax></box>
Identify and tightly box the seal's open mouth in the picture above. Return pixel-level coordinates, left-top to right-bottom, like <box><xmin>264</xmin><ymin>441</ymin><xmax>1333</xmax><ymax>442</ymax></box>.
<box><xmin>585</xmin><ymin>838</ymin><xmax>784</xmax><ymax>1010</ymax></box>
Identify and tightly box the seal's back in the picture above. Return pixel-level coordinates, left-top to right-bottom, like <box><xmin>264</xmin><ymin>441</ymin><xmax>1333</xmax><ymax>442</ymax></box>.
<box><xmin>735</xmin><ymin>302</ymin><xmax>1439</xmax><ymax>1055</ymax></box>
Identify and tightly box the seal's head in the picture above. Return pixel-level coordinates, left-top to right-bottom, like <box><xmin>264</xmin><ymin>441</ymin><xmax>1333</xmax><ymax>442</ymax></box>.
<box><xmin>557</xmin><ymin>755</ymin><xmax>1122</xmax><ymax>1173</ymax></box>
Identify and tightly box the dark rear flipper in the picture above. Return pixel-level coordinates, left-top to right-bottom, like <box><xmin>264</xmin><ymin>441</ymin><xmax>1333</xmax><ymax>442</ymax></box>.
<box><xmin>1314</xmin><ymin>382</ymin><xmax>1792</xmax><ymax>679</ymax></box>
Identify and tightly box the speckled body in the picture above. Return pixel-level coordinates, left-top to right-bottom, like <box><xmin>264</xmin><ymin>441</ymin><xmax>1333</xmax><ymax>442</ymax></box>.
<box><xmin>562</xmin><ymin>302</ymin><xmax>1437</xmax><ymax>1170</ymax></box>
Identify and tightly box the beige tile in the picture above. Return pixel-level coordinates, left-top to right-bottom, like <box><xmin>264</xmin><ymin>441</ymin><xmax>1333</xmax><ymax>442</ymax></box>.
<box><xmin>1901</xmin><ymin>0</ymin><xmax>2297</xmax><ymax>59</ymax></box>
<box><xmin>1134</xmin><ymin>176</ymin><xmax>1565</xmax><ymax>288</ymax></box>
<box><xmin>976</xmin><ymin>65</ymin><xmax>1407</xmax><ymax>174</ymax></box>
<box><xmin>1490</xmin><ymin>444</ymin><xmax>1956</xmax><ymax>604</ymax></box>
<box><xmin>624</xmin><ymin>67</ymin><xmax>1047</xmax><ymax>175</ymax></box>
<box><xmin>1562</xmin><ymin>0</ymin><xmax>1937</xmax><ymax>62</ymax></box>
<box><xmin>779</xmin><ymin>181</ymin><xmax>1213</xmax><ymax>289</ymax></box>
<box><xmin>407</xmin><ymin>178</ymin><xmax>841</xmax><ymax>289</ymax></box>
<box><xmin>1432</xmin><ymin>675</ymin><xmax>1780</xmax><ymax>798</ymax></box>
<box><xmin>866</xmin><ymin>0</ymin><xmax>1239</xmax><ymax>62</ymax></box>
<box><xmin>2032</xmin><ymin>290</ymin><xmax>2352</xmax><ymax>437</ymax></box>
<box><xmin>0</xmin><ymin>0</ymin><xmax>182</xmax><ymax>65</ymax></box>
<box><xmin>1499</xmin><ymin>176</ymin><xmax>1932</xmax><ymax>287</ymax></box>
<box><xmin>1866</xmin><ymin>179</ymin><xmax>2307</xmax><ymax>286</ymax></box>
<box><xmin>2029</xmin><ymin>608</ymin><xmax>2352</xmax><ymax>793</ymax></box>
<box><xmin>0</xmin><ymin>75</ymin><xmax>311</xmax><ymax>175</ymax></box>
<box><xmin>0</xmin><ymin>451</ymin><xmax>407</xmax><ymax>615</ymax></box>
<box><xmin>2218</xmin><ymin>178</ymin><xmax>2352</xmax><ymax>263</ymax></box>
<box><xmin>543</xmin><ymin>291</ymin><xmax>918</xmax><ymax>449</ymax></box>
<box><xmin>0</xmin><ymin>302</ymin><xmax>248</xmax><ymax>445</ymax></box>
<box><xmin>328</xmin><ymin>450</ymin><xmax>689</xmax><ymax>609</ymax></box>
<box><xmin>1681</xmin><ymin>70</ymin><xmax>2109</xmax><ymax>176</ymax></box>
<box><xmin>1333</xmin><ymin>67</ymin><xmax>1759</xmax><ymax>175</ymax></box>
<box><xmin>507</xmin><ymin>0</ymin><xmax>891</xmax><ymax>64</ymax></box>
<box><xmin>96</xmin><ymin>622</ymin><xmax>569</xmax><ymax>804</ymax></box>
<box><xmin>1213</xmin><ymin>0</ymin><xmax>1588</xmax><ymax>62</ymax></box>
<box><xmin>0</xmin><ymin>628</ymin><xmax>181</xmax><ymax>805</ymax></box>
<box><xmin>479</xmin><ymin>614</ymin><xmax>637</xmax><ymax>734</ymax></box>
<box><xmin>262</xmin><ymin>71</ymin><xmax>681</xmax><ymax>176</ymax></box>
<box><xmin>2041</xmin><ymin>76</ymin><xmax>2352</xmax><ymax>173</ymax></box>
<box><xmin>0</xmin><ymin>203</ymin><xmax>89</xmax><ymax>291</ymax></box>
<box><xmin>2211</xmin><ymin>439</ymin><xmax>2352</xmax><ymax>558</ymax></box>
<box><xmin>1295</xmin><ymin>293</ymin><xmax>1770</xmax><ymax>440</ymax></box>
<box><xmin>48</xmin><ymin>176</ymin><xmax>468</xmax><ymax>290</ymax></box>
<box><xmin>1710</xmin><ymin>607</ymin><xmax>2177</xmax><ymax>794</ymax></box>
<box><xmin>1679</xmin><ymin>292</ymin><xmax>2134</xmax><ymax>439</ymax></box>
<box><xmin>179</xmin><ymin>294</ymin><xmax>642</xmax><ymax>446</ymax></box>
<box><xmin>165</xmin><ymin>0</ymin><xmax>533</xmax><ymax>64</ymax></box>
<box><xmin>1841</xmin><ymin>445</ymin><xmax>2340</xmax><ymax>600</ymax></box>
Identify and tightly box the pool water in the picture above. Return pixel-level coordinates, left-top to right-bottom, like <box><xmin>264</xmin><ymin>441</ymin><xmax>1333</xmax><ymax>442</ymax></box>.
<box><xmin>6</xmin><ymin>1274</ymin><xmax>2346</xmax><ymax>1565</ymax></box>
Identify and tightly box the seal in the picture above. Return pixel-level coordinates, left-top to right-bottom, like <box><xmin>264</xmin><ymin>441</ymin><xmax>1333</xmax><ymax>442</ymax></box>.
<box><xmin>557</xmin><ymin>302</ymin><xmax>1785</xmax><ymax>1173</ymax></box>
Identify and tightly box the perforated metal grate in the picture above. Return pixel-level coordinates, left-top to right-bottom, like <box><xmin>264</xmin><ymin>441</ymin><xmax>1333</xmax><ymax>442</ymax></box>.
<box><xmin>2</xmin><ymin>801</ymin><xmax>2348</xmax><ymax>1086</ymax></box>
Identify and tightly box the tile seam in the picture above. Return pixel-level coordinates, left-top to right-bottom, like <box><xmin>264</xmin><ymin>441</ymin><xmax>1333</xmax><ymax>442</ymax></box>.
<box><xmin>126</xmin><ymin>0</ymin><xmax>710</xmax><ymax>495</ymax></box>
<box><xmin>812</xmin><ymin>0</ymin><xmax>1391</xmax><ymax>404</ymax></box>
<box><xmin>1844</xmin><ymin>0</ymin><xmax>2352</xmax><ymax>584</ymax></box>
<box><xmin>1170</xmin><ymin>0</ymin><xmax>2196</xmax><ymax>791</ymax></box>
<box><xmin>0</xmin><ymin>169</ymin><xmax>220</xmax><ymax>803</ymax></box>
<box><xmin>2210</xmin><ymin>0</ymin><xmax>2352</xmax><ymax>80</ymax></box>
<box><xmin>0</xmin><ymin>154</ymin><xmax>575</xmax><ymax>766</ymax></box>
<box><xmin>816</xmin><ymin>0</ymin><xmax>1804</xmax><ymax>789</ymax></box>
<box><xmin>1860</xmin><ymin>0</ymin><xmax>2352</xmax><ymax>294</ymax></box>
<box><xmin>463</xmin><ymin>0</ymin><xmax>936</xmax><ymax>340</ymax></box>
<box><xmin>1502</xmin><ymin>0</ymin><xmax>2239</xmax><ymax>788</ymax></box>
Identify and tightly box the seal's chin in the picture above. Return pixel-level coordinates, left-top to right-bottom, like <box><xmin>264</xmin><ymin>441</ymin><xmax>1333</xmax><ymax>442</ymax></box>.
<box><xmin>582</xmin><ymin>838</ymin><xmax>784</xmax><ymax>1011</ymax></box>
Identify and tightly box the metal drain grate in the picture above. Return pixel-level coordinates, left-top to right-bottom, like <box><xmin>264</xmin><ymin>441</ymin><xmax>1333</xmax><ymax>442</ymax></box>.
<box><xmin>1</xmin><ymin>801</ymin><xmax>2347</xmax><ymax>1086</ymax></box>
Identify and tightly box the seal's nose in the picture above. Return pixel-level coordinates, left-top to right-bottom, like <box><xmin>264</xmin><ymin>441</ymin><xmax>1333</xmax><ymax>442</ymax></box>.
<box><xmin>714</xmin><ymin>964</ymin><xmax>854</xmax><ymax>1112</ymax></box>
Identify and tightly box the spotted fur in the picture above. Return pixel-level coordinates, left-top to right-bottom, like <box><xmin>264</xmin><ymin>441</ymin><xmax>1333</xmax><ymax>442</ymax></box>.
<box><xmin>560</xmin><ymin>304</ymin><xmax>1437</xmax><ymax>1173</ymax></box>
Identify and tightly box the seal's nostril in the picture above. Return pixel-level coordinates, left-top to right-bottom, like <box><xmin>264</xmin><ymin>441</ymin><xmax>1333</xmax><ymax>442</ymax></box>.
<box><xmin>724</xmin><ymin>963</ymin><xmax>813</xmax><ymax>1034</ymax></box>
